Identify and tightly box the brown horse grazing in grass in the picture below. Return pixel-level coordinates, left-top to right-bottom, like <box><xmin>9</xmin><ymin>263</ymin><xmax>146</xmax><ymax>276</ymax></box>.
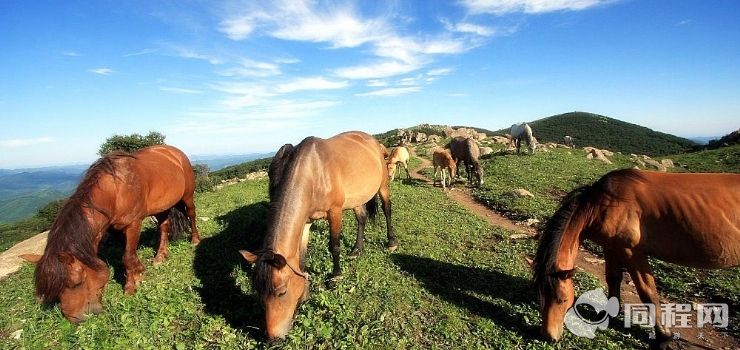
<box><xmin>447</xmin><ymin>136</ymin><xmax>483</xmax><ymax>187</ymax></box>
<box><xmin>387</xmin><ymin>146</ymin><xmax>411</xmax><ymax>181</ymax></box>
<box><xmin>21</xmin><ymin>145</ymin><xmax>200</xmax><ymax>324</ymax></box>
<box><xmin>240</xmin><ymin>131</ymin><xmax>397</xmax><ymax>340</ymax></box>
<box><xmin>533</xmin><ymin>169</ymin><xmax>740</xmax><ymax>344</ymax></box>
<box><xmin>432</xmin><ymin>148</ymin><xmax>456</xmax><ymax>190</ymax></box>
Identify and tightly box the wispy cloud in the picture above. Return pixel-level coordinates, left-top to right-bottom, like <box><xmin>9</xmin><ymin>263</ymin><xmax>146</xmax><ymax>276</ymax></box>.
<box><xmin>160</xmin><ymin>87</ymin><xmax>202</xmax><ymax>94</ymax></box>
<box><xmin>218</xmin><ymin>59</ymin><xmax>281</xmax><ymax>77</ymax></box>
<box><xmin>460</xmin><ymin>0</ymin><xmax>612</xmax><ymax>15</ymax></box>
<box><xmin>367</xmin><ymin>79</ymin><xmax>388</xmax><ymax>87</ymax></box>
<box><xmin>441</xmin><ymin>19</ymin><xmax>495</xmax><ymax>36</ymax></box>
<box><xmin>62</xmin><ymin>51</ymin><xmax>79</xmax><ymax>57</ymax></box>
<box><xmin>88</xmin><ymin>68</ymin><xmax>116</xmax><ymax>75</ymax></box>
<box><xmin>124</xmin><ymin>48</ymin><xmax>158</xmax><ymax>57</ymax></box>
<box><xmin>275</xmin><ymin>77</ymin><xmax>350</xmax><ymax>93</ymax></box>
<box><xmin>427</xmin><ymin>68</ymin><xmax>453</xmax><ymax>76</ymax></box>
<box><xmin>172</xmin><ymin>47</ymin><xmax>223</xmax><ymax>65</ymax></box>
<box><xmin>677</xmin><ymin>19</ymin><xmax>693</xmax><ymax>26</ymax></box>
<box><xmin>356</xmin><ymin>86</ymin><xmax>421</xmax><ymax>97</ymax></box>
<box><xmin>0</xmin><ymin>137</ymin><xmax>55</xmax><ymax>148</ymax></box>
<box><xmin>218</xmin><ymin>1</ymin><xmax>477</xmax><ymax>80</ymax></box>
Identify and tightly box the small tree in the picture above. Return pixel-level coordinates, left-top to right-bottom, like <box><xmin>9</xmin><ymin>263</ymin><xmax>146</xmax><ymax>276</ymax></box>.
<box><xmin>98</xmin><ymin>131</ymin><xmax>166</xmax><ymax>156</ymax></box>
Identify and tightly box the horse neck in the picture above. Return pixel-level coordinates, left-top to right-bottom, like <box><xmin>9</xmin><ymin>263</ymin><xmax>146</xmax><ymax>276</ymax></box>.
<box><xmin>268</xmin><ymin>176</ymin><xmax>315</xmax><ymax>263</ymax></box>
<box><xmin>555</xmin><ymin>210</ymin><xmax>590</xmax><ymax>272</ymax></box>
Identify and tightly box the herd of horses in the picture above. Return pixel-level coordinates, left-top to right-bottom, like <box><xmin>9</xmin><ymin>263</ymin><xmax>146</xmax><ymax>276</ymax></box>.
<box><xmin>18</xmin><ymin>129</ymin><xmax>740</xmax><ymax>347</ymax></box>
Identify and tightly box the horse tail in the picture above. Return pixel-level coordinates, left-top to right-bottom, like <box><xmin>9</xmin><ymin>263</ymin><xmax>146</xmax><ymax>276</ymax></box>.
<box><xmin>365</xmin><ymin>195</ymin><xmax>379</xmax><ymax>222</ymax></box>
<box><xmin>167</xmin><ymin>201</ymin><xmax>190</xmax><ymax>240</ymax></box>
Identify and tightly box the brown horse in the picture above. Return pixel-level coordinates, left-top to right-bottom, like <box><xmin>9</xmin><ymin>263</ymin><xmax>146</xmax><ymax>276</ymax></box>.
<box><xmin>240</xmin><ymin>131</ymin><xmax>397</xmax><ymax>340</ymax></box>
<box><xmin>432</xmin><ymin>148</ymin><xmax>456</xmax><ymax>190</ymax></box>
<box><xmin>447</xmin><ymin>136</ymin><xmax>483</xmax><ymax>187</ymax></box>
<box><xmin>21</xmin><ymin>145</ymin><xmax>200</xmax><ymax>323</ymax></box>
<box><xmin>533</xmin><ymin>169</ymin><xmax>740</xmax><ymax>344</ymax></box>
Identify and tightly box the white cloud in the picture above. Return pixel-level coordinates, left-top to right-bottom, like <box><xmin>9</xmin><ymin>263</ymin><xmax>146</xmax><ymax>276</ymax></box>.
<box><xmin>356</xmin><ymin>86</ymin><xmax>421</xmax><ymax>97</ymax></box>
<box><xmin>0</xmin><ymin>137</ymin><xmax>54</xmax><ymax>148</ymax></box>
<box><xmin>218</xmin><ymin>1</ymin><xmax>475</xmax><ymax>80</ymax></box>
<box><xmin>443</xmin><ymin>19</ymin><xmax>495</xmax><ymax>36</ymax></box>
<box><xmin>173</xmin><ymin>47</ymin><xmax>223</xmax><ymax>65</ymax></box>
<box><xmin>460</xmin><ymin>0</ymin><xmax>611</xmax><ymax>15</ymax></box>
<box><xmin>427</xmin><ymin>68</ymin><xmax>453</xmax><ymax>76</ymax></box>
<box><xmin>276</xmin><ymin>77</ymin><xmax>349</xmax><ymax>93</ymax></box>
<box><xmin>124</xmin><ymin>48</ymin><xmax>158</xmax><ymax>57</ymax></box>
<box><xmin>88</xmin><ymin>68</ymin><xmax>115</xmax><ymax>75</ymax></box>
<box><xmin>160</xmin><ymin>87</ymin><xmax>202</xmax><ymax>94</ymax></box>
<box><xmin>367</xmin><ymin>79</ymin><xmax>388</xmax><ymax>87</ymax></box>
<box><xmin>335</xmin><ymin>61</ymin><xmax>420</xmax><ymax>80</ymax></box>
<box><xmin>62</xmin><ymin>51</ymin><xmax>79</xmax><ymax>57</ymax></box>
<box><xmin>218</xmin><ymin>59</ymin><xmax>281</xmax><ymax>77</ymax></box>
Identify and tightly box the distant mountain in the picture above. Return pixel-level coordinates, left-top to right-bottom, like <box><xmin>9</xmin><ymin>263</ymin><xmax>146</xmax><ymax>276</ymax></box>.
<box><xmin>0</xmin><ymin>189</ymin><xmax>67</xmax><ymax>223</ymax></box>
<box><xmin>494</xmin><ymin>112</ymin><xmax>696</xmax><ymax>156</ymax></box>
<box><xmin>0</xmin><ymin>170</ymin><xmax>81</xmax><ymax>201</ymax></box>
<box><xmin>689</xmin><ymin>136</ymin><xmax>719</xmax><ymax>145</ymax></box>
<box><xmin>190</xmin><ymin>153</ymin><xmax>274</xmax><ymax>171</ymax></box>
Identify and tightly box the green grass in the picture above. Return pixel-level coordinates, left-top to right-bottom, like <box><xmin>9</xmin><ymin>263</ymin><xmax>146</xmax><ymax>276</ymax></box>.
<box><xmin>465</xmin><ymin>147</ymin><xmax>740</xmax><ymax>338</ymax></box>
<box><xmin>668</xmin><ymin>144</ymin><xmax>740</xmax><ymax>173</ymax></box>
<box><xmin>1</xmin><ymin>178</ymin><xmax>653</xmax><ymax>349</ymax></box>
<box><xmin>472</xmin><ymin>148</ymin><xmax>634</xmax><ymax>221</ymax></box>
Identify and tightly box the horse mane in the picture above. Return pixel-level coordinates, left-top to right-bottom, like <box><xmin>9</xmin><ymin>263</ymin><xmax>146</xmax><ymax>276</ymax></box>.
<box><xmin>533</xmin><ymin>168</ymin><xmax>644</xmax><ymax>300</ymax></box>
<box><xmin>34</xmin><ymin>152</ymin><xmax>134</xmax><ymax>303</ymax></box>
<box><xmin>254</xmin><ymin>138</ymin><xmax>316</xmax><ymax>297</ymax></box>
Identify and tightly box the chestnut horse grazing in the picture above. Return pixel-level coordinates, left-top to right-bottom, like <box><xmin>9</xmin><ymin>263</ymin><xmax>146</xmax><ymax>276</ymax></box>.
<box><xmin>240</xmin><ymin>131</ymin><xmax>397</xmax><ymax>340</ymax></box>
<box><xmin>447</xmin><ymin>136</ymin><xmax>483</xmax><ymax>187</ymax></box>
<box><xmin>387</xmin><ymin>146</ymin><xmax>411</xmax><ymax>181</ymax></box>
<box><xmin>21</xmin><ymin>145</ymin><xmax>200</xmax><ymax>323</ymax></box>
<box><xmin>432</xmin><ymin>148</ymin><xmax>456</xmax><ymax>190</ymax></box>
<box><xmin>533</xmin><ymin>169</ymin><xmax>740</xmax><ymax>344</ymax></box>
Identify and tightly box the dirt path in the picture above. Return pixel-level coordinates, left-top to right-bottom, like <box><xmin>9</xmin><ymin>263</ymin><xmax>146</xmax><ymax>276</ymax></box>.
<box><xmin>0</xmin><ymin>231</ymin><xmax>47</xmax><ymax>279</ymax></box>
<box><xmin>406</xmin><ymin>150</ymin><xmax>737</xmax><ymax>350</ymax></box>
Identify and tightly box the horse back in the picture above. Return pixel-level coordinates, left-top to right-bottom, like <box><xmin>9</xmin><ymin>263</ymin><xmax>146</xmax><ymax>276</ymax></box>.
<box><xmin>601</xmin><ymin>171</ymin><xmax>740</xmax><ymax>268</ymax></box>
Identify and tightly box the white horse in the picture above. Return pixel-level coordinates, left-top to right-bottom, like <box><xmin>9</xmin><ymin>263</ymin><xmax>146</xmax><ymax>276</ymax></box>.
<box><xmin>563</xmin><ymin>135</ymin><xmax>575</xmax><ymax>149</ymax></box>
<box><xmin>510</xmin><ymin>123</ymin><xmax>536</xmax><ymax>154</ymax></box>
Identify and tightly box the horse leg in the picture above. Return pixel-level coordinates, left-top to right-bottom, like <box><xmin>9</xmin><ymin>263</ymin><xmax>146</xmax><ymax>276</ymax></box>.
<box><xmin>441</xmin><ymin>168</ymin><xmax>447</xmax><ymax>190</ymax></box>
<box><xmin>122</xmin><ymin>221</ymin><xmax>145</xmax><ymax>295</ymax></box>
<box><xmin>350</xmin><ymin>206</ymin><xmax>368</xmax><ymax>257</ymax></box>
<box><xmin>626</xmin><ymin>254</ymin><xmax>673</xmax><ymax>343</ymax></box>
<box><xmin>604</xmin><ymin>250</ymin><xmax>624</xmax><ymax>305</ymax></box>
<box><xmin>378</xmin><ymin>179</ymin><xmax>398</xmax><ymax>251</ymax></box>
<box><xmin>433</xmin><ymin>166</ymin><xmax>439</xmax><ymax>186</ymax></box>
<box><xmin>403</xmin><ymin>161</ymin><xmax>411</xmax><ymax>180</ymax></box>
<box><xmin>515</xmin><ymin>139</ymin><xmax>521</xmax><ymax>154</ymax></box>
<box><xmin>153</xmin><ymin>212</ymin><xmax>170</xmax><ymax>265</ymax></box>
<box><xmin>327</xmin><ymin>208</ymin><xmax>343</xmax><ymax>288</ymax></box>
<box><xmin>182</xmin><ymin>195</ymin><xmax>201</xmax><ymax>244</ymax></box>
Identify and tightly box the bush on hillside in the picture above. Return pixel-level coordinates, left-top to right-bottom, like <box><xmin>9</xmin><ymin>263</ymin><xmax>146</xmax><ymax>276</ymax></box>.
<box><xmin>98</xmin><ymin>131</ymin><xmax>166</xmax><ymax>156</ymax></box>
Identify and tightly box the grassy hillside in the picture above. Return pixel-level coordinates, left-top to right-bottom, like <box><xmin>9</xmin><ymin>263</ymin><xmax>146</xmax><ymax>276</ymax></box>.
<box><xmin>494</xmin><ymin>112</ymin><xmax>696</xmax><ymax>156</ymax></box>
<box><xmin>209</xmin><ymin>157</ymin><xmax>272</xmax><ymax>182</ymax></box>
<box><xmin>0</xmin><ymin>189</ymin><xmax>66</xmax><ymax>223</ymax></box>
<box><xmin>669</xmin><ymin>144</ymin><xmax>740</xmax><ymax>173</ymax></box>
<box><xmin>2</xmin><ymin>177</ymin><xmax>655</xmax><ymax>349</ymax></box>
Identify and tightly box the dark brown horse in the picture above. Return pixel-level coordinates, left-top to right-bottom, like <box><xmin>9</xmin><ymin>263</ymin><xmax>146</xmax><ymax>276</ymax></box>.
<box><xmin>240</xmin><ymin>131</ymin><xmax>397</xmax><ymax>340</ymax></box>
<box><xmin>533</xmin><ymin>169</ymin><xmax>740</xmax><ymax>344</ymax></box>
<box><xmin>21</xmin><ymin>145</ymin><xmax>200</xmax><ymax>323</ymax></box>
<box><xmin>447</xmin><ymin>136</ymin><xmax>483</xmax><ymax>187</ymax></box>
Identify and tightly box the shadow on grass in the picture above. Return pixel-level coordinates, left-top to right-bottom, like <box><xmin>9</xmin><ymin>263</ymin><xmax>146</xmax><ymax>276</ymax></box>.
<box><xmin>391</xmin><ymin>254</ymin><xmax>539</xmax><ymax>338</ymax></box>
<box><xmin>98</xmin><ymin>223</ymin><xmax>170</xmax><ymax>289</ymax></box>
<box><xmin>193</xmin><ymin>201</ymin><xmax>270</xmax><ymax>338</ymax></box>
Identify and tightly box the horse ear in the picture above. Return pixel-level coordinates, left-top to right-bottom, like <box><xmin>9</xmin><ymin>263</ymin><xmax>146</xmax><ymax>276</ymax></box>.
<box><xmin>524</xmin><ymin>256</ymin><xmax>534</xmax><ymax>268</ymax></box>
<box><xmin>57</xmin><ymin>252</ymin><xmax>76</xmax><ymax>265</ymax></box>
<box><xmin>239</xmin><ymin>250</ymin><xmax>259</xmax><ymax>264</ymax></box>
<box><xmin>271</xmin><ymin>254</ymin><xmax>287</xmax><ymax>269</ymax></box>
<box><xmin>19</xmin><ymin>254</ymin><xmax>42</xmax><ymax>264</ymax></box>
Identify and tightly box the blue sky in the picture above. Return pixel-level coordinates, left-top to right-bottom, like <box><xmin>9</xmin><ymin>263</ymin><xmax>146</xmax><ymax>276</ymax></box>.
<box><xmin>1</xmin><ymin>0</ymin><xmax>739</xmax><ymax>168</ymax></box>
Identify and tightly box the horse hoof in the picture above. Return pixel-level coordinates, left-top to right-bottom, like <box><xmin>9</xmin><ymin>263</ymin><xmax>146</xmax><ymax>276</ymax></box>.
<box><xmin>349</xmin><ymin>248</ymin><xmax>363</xmax><ymax>257</ymax></box>
<box><xmin>325</xmin><ymin>275</ymin><xmax>343</xmax><ymax>289</ymax></box>
<box><xmin>153</xmin><ymin>256</ymin><xmax>166</xmax><ymax>266</ymax></box>
<box><xmin>386</xmin><ymin>244</ymin><xmax>398</xmax><ymax>252</ymax></box>
<box><xmin>190</xmin><ymin>237</ymin><xmax>201</xmax><ymax>245</ymax></box>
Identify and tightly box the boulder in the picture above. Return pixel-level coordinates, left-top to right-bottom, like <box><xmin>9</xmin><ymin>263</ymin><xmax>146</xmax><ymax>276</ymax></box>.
<box><xmin>661</xmin><ymin>159</ymin><xmax>674</xmax><ymax>168</ymax></box>
<box><xmin>512</xmin><ymin>188</ymin><xmax>535</xmax><ymax>198</ymax></box>
<box><xmin>644</xmin><ymin>158</ymin><xmax>667</xmax><ymax>172</ymax></box>
<box><xmin>480</xmin><ymin>147</ymin><xmax>494</xmax><ymax>156</ymax></box>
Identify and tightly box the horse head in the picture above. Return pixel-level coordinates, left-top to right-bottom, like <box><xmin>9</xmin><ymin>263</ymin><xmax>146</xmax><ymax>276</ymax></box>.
<box><xmin>22</xmin><ymin>252</ymin><xmax>110</xmax><ymax>324</ymax></box>
<box><xmin>240</xmin><ymin>249</ymin><xmax>309</xmax><ymax>340</ymax></box>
